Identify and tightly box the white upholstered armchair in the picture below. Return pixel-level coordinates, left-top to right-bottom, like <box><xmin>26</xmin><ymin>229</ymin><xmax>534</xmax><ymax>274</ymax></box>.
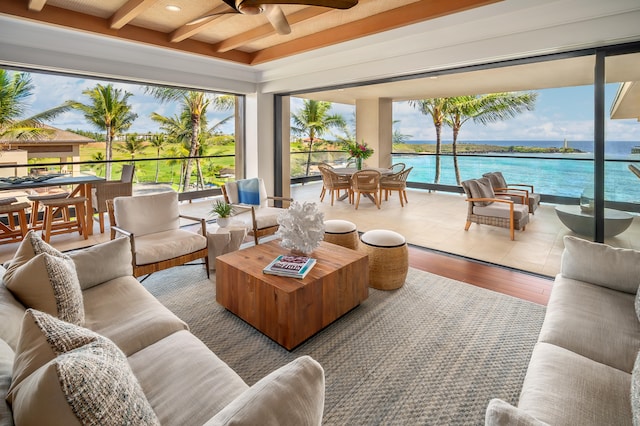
<box><xmin>222</xmin><ymin>178</ymin><xmax>292</xmax><ymax>245</ymax></box>
<box><xmin>109</xmin><ymin>191</ymin><xmax>209</xmax><ymax>278</ymax></box>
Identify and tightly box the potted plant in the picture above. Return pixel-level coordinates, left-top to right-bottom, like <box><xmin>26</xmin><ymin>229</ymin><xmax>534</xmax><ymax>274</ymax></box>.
<box><xmin>212</xmin><ymin>200</ymin><xmax>233</xmax><ymax>228</ymax></box>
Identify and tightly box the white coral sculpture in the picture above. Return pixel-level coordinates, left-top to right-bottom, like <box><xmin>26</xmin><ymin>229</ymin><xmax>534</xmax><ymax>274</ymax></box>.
<box><xmin>276</xmin><ymin>201</ymin><xmax>325</xmax><ymax>255</ymax></box>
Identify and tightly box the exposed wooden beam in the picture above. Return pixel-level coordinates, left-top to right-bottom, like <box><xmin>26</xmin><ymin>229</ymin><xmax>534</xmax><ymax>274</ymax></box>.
<box><xmin>28</xmin><ymin>0</ymin><xmax>46</xmax><ymax>12</ymax></box>
<box><xmin>110</xmin><ymin>0</ymin><xmax>158</xmax><ymax>30</ymax></box>
<box><xmin>250</xmin><ymin>0</ymin><xmax>503</xmax><ymax>64</ymax></box>
<box><xmin>170</xmin><ymin>4</ymin><xmax>231</xmax><ymax>43</ymax></box>
<box><xmin>214</xmin><ymin>7</ymin><xmax>330</xmax><ymax>53</ymax></box>
<box><xmin>0</xmin><ymin>0</ymin><xmax>252</xmax><ymax>64</ymax></box>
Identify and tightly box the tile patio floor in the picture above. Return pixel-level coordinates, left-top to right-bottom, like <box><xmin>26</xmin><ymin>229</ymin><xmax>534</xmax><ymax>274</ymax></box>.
<box><xmin>0</xmin><ymin>181</ymin><xmax>637</xmax><ymax>278</ymax></box>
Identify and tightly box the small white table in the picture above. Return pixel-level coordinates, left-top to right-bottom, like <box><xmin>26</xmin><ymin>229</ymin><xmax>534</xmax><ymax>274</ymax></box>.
<box><xmin>206</xmin><ymin>221</ymin><xmax>248</xmax><ymax>272</ymax></box>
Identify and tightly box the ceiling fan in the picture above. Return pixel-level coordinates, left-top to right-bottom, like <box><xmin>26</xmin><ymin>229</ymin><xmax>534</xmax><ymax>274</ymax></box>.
<box><xmin>187</xmin><ymin>0</ymin><xmax>358</xmax><ymax>35</ymax></box>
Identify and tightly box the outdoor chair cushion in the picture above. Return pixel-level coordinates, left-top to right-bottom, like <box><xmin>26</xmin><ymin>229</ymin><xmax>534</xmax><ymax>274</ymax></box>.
<box><xmin>234</xmin><ymin>206</ymin><xmax>282</xmax><ymax>230</ymax></box>
<box><xmin>114</xmin><ymin>191</ymin><xmax>180</xmax><ymax>236</ymax></box>
<box><xmin>473</xmin><ymin>202</ymin><xmax>529</xmax><ymax>221</ymax></box>
<box><xmin>463</xmin><ymin>178</ymin><xmax>495</xmax><ymax>206</ymax></box>
<box><xmin>130</xmin><ymin>229</ymin><xmax>207</xmax><ymax>266</ymax></box>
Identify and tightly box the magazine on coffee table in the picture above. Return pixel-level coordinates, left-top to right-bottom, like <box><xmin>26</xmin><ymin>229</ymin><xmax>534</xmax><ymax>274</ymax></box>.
<box><xmin>263</xmin><ymin>254</ymin><xmax>316</xmax><ymax>279</ymax></box>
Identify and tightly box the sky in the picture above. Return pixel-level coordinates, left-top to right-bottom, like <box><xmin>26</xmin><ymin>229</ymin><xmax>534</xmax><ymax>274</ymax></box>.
<box><xmin>22</xmin><ymin>71</ymin><xmax>640</xmax><ymax>143</ymax></box>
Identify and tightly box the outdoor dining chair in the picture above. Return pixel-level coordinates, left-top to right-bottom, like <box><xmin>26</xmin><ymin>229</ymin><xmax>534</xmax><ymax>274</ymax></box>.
<box><xmin>92</xmin><ymin>164</ymin><xmax>134</xmax><ymax>237</ymax></box>
<box><xmin>351</xmin><ymin>169</ymin><xmax>381</xmax><ymax>210</ymax></box>
<box><xmin>379</xmin><ymin>166</ymin><xmax>413</xmax><ymax>207</ymax></box>
<box><xmin>318</xmin><ymin>163</ymin><xmax>352</xmax><ymax>206</ymax></box>
<box><xmin>389</xmin><ymin>163</ymin><xmax>406</xmax><ymax>173</ymax></box>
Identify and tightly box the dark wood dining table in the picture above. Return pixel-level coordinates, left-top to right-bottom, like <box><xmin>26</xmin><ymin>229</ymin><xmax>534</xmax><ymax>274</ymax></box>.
<box><xmin>0</xmin><ymin>174</ymin><xmax>106</xmax><ymax>236</ymax></box>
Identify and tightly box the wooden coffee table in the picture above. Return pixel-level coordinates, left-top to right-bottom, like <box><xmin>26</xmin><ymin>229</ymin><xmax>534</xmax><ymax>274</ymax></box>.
<box><xmin>215</xmin><ymin>240</ymin><xmax>369</xmax><ymax>350</ymax></box>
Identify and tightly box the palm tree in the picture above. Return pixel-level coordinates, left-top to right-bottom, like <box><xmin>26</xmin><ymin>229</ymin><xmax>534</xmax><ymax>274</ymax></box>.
<box><xmin>91</xmin><ymin>152</ymin><xmax>105</xmax><ymax>177</ymax></box>
<box><xmin>68</xmin><ymin>83</ymin><xmax>137</xmax><ymax>179</ymax></box>
<box><xmin>392</xmin><ymin>119</ymin><xmax>412</xmax><ymax>144</ymax></box>
<box><xmin>146</xmin><ymin>88</ymin><xmax>233</xmax><ymax>191</ymax></box>
<box><xmin>0</xmin><ymin>69</ymin><xmax>71</xmax><ymax>141</ymax></box>
<box><xmin>114</xmin><ymin>134</ymin><xmax>148</xmax><ymax>164</ymax></box>
<box><xmin>148</xmin><ymin>134</ymin><xmax>167</xmax><ymax>183</ymax></box>
<box><xmin>151</xmin><ymin>106</ymin><xmax>233</xmax><ymax>189</ymax></box>
<box><xmin>409</xmin><ymin>98</ymin><xmax>453</xmax><ymax>184</ymax></box>
<box><xmin>291</xmin><ymin>100</ymin><xmax>346</xmax><ymax>177</ymax></box>
<box><xmin>445</xmin><ymin>92</ymin><xmax>538</xmax><ymax>184</ymax></box>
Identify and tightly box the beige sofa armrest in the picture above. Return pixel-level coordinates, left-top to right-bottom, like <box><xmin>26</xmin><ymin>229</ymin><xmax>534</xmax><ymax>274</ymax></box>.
<box><xmin>485</xmin><ymin>399</ymin><xmax>549</xmax><ymax>426</ymax></box>
<box><xmin>204</xmin><ymin>356</ymin><xmax>325</xmax><ymax>426</ymax></box>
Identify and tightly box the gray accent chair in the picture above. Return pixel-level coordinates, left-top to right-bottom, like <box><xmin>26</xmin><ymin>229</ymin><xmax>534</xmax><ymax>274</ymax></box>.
<box><xmin>461</xmin><ymin>177</ymin><xmax>530</xmax><ymax>241</ymax></box>
<box><xmin>482</xmin><ymin>171</ymin><xmax>541</xmax><ymax>214</ymax></box>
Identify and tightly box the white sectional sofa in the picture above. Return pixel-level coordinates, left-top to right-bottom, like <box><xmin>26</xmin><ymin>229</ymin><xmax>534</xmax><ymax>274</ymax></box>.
<box><xmin>0</xmin><ymin>232</ymin><xmax>325</xmax><ymax>426</ymax></box>
<box><xmin>486</xmin><ymin>235</ymin><xmax>640</xmax><ymax>425</ymax></box>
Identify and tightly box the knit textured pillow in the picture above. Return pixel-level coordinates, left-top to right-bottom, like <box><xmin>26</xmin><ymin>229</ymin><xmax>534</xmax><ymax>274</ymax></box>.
<box><xmin>3</xmin><ymin>230</ymin><xmax>66</xmax><ymax>283</ymax></box>
<box><xmin>4</xmin><ymin>252</ymin><xmax>84</xmax><ymax>325</ymax></box>
<box><xmin>8</xmin><ymin>309</ymin><xmax>159</xmax><ymax>426</ymax></box>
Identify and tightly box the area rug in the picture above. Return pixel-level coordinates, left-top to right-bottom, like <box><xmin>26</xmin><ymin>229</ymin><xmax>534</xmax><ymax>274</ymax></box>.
<box><xmin>143</xmin><ymin>265</ymin><xmax>546</xmax><ymax>425</ymax></box>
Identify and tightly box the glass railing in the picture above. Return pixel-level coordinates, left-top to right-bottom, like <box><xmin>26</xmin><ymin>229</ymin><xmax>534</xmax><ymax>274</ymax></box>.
<box><xmin>290</xmin><ymin>150</ymin><xmax>640</xmax><ymax>212</ymax></box>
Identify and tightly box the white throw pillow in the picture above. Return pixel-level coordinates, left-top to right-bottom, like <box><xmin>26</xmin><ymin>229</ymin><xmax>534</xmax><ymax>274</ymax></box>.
<box><xmin>561</xmin><ymin>236</ymin><xmax>640</xmax><ymax>294</ymax></box>
<box><xmin>68</xmin><ymin>237</ymin><xmax>133</xmax><ymax>290</ymax></box>
<box><xmin>5</xmin><ymin>252</ymin><xmax>84</xmax><ymax>325</ymax></box>
<box><xmin>206</xmin><ymin>356</ymin><xmax>325</xmax><ymax>426</ymax></box>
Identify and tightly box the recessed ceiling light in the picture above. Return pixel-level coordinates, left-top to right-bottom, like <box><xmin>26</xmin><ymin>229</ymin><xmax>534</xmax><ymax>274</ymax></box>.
<box><xmin>165</xmin><ymin>5</ymin><xmax>181</xmax><ymax>12</ymax></box>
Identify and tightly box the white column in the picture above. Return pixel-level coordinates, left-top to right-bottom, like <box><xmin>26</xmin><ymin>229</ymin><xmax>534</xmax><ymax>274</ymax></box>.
<box><xmin>245</xmin><ymin>90</ymin><xmax>275</xmax><ymax>195</ymax></box>
<box><xmin>355</xmin><ymin>98</ymin><xmax>393</xmax><ymax>168</ymax></box>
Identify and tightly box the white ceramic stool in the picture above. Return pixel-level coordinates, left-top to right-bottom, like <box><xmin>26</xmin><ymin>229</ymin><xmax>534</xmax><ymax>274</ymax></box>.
<box><xmin>360</xmin><ymin>229</ymin><xmax>408</xmax><ymax>290</ymax></box>
<box><xmin>323</xmin><ymin>219</ymin><xmax>359</xmax><ymax>250</ymax></box>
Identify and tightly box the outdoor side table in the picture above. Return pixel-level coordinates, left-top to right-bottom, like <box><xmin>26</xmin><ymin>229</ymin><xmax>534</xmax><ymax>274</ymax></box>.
<box><xmin>207</xmin><ymin>222</ymin><xmax>248</xmax><ymax>272</ymax></box>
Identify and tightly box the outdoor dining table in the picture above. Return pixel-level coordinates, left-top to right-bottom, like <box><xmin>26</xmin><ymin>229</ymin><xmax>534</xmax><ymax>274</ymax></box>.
<box><xmin>0</xmin><ymin>174</ymin><xmax>106</xmax><ymax>236</ymax></box>
<box><xmin>331</xmin><ymin>167</ymin><xmax>393</xmax><ymax>202</ymax></box>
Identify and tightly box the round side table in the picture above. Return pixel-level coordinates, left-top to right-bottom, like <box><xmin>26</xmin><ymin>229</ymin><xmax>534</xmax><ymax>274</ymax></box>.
<box><xmin>207</xmin><ymin>221</ymin><xmax>248</xmax><ymax>271</ymax></box>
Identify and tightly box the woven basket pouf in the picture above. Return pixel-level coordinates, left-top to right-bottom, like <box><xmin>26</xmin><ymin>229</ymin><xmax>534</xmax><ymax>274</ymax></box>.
<box><xmin>360</xmin><ymin>229</ymin><xmax>408</xmax><ymax>290</ymax></box>
<box><xmin>323</xmin><ymin>219</ymin><xmax>359</xmax><ymax>250</ymax></box>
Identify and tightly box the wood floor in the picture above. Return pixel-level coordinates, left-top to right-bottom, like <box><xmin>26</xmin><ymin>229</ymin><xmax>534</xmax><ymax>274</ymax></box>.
<box><xmin>407</xmin><ymin>244</ymin><xmax>553</xmax><ymax>306</ymax></box>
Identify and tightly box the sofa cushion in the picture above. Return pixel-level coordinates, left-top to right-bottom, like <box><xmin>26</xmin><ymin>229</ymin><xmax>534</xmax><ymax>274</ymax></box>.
<box><xmin>633</xmin><ymin>351</ymin><xmax>640</xmax><ymax>426</ymax></box>
<box><xmin>8</xmin><ymin>311</ymin><xmax>159</xmax><ymax>426</ymax></box>
<box><xmin>114</xmin><ymin>191</ymin><xmax>179</xmax><ymax>236</ymax></box>
<box><xmin>0</xmin><ymin>281</ymin><xmax>26</xmax><ymax>351</ymax></box>
<box><xmin>206</xmin><ymin>355</ymin><xmax>325</xmax><ymax>426</ymax></box>
<box><xmin>518</xmin><ymin>342</ymin><xmax>631</xmax><ymax>425</ymax></box>
<box><xmin>538</xmin><ymin>275</ymin><xmax>640</xmax><ymax>373</ymax></box>
<box><xmin>7</xmin><ymin>309</ymin><xmax>99</xmax><ymax>400</ymax></box>
<box><xmin>82</xmin><ymin>276</ymin><xmax>188</xmax><ymax>356</ymax></box>
<box><xmin>5</xmin><ymin>252</ymin><xmax>84</xmax><ymax>326</ymax></box>
<box><xmin>68</xmin><ymin>236</ymin><xmax>133</xmax><ymax>290</ymax></box>
<box><xmin>128</xmin><ymin>330</ymin><xmax>248</xmax><ymax>426</ymax></box>
<box><xmin>561</xmin><ymin>235</ymin><xmax>640</xmax><ymax>294</ymax></box>
<box><xmin>133</xmin><ymin>229</ymin><xmax>207</xmax><ymax>265</ymax></box>
<box><xmin>0</xmin><ymin>339</ymin><xmax>14</xmax><ymax>426</ymax></box>
<box><xmin>2</xmin><ymin>230</ymin><xmax>66</xmax><ymax>284</ymax></box>
<box><xmin>233</xmin><ymin>206</ymin><xmax>283</xmax><ymax>230</ymax></box>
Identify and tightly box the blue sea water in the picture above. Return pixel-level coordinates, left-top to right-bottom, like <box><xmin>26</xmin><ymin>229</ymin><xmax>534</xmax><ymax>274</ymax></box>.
<box><xmin>395</xmin><ymin>140</ymin><xmax>640</xmax><ymax>203</ymax></box>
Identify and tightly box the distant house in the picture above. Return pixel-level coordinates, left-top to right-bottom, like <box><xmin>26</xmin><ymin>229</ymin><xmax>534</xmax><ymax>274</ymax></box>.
<box><xmin>0</xmin><ymin>125</ymin><xmax>95</xmax><ymax>176</ymax></box>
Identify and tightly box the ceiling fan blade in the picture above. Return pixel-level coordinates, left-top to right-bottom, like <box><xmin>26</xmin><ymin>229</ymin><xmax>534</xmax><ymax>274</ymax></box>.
<box><xmin>264</xmin><ymin>5</ymin><xmax>291</xmax><ymax>35</ymax></box>
<box><xmin>186</xmin><ymin>3</ymin><xmax>237</xmax><ymax>26</ymax></box>
<box><xmin>239</xmin><ymin>0</ymin><xmax>358</xmax><ymax>10</ymax></box>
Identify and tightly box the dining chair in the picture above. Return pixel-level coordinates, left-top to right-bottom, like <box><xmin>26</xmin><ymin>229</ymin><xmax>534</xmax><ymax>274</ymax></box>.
<box><xmin>318</xmin><ymin>163</ymin><xmax>352</xmax><ymax>206</ymax></box>
<box><xmin>351</xmin><ymin>169</ymin><xmax>381</xmax><ymax>210</ymax></box>
<box><xmin>92</xmin><ymin>164</ymin><xmax>134</xmax><ymax>237</ymax></box>
<box><xmin>317</xmin><ymin>162</ymin><xmax>333</xmax><ymax>201</ymax></box>
<box><xmin>379</xmin><ymin>166</ymin><xmax>413</xmax><ymax>207</ymax></box>
<box><xmin>389</xmin><ymin>163</ymin><xmax>406</xmax><ymax>173</ymax></box>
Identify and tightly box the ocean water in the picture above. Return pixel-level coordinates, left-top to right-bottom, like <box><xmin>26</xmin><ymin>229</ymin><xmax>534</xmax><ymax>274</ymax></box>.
<box><xmin>394</xmin><ymin>140</ymin><xmax>640</xmax><ymax>204</ymax></box>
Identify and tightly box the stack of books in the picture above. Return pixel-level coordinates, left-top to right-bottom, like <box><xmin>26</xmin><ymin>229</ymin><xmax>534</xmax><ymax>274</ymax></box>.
<box><xmin>263</xmin><ymin>254</ymin><xmax>316</xmax><ymax>279</ymax></box>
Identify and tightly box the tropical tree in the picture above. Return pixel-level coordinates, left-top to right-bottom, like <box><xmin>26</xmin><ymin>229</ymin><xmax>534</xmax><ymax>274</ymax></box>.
<box><xmin>68</xmin><ymin>83</ymin><xmax>137</xmax><ymax>179</ymax></box>
<box><xmin>90</xmin><ymin>152</ymin><xmax>105</xmax><ymax>177</ymax></box>
<box><xmin>151</xmin><ymin>105</ymin><xmax>233</xmax><ymax>189</ymax></box>
<box><xmin>291</xmin><ymin>99</ymin><xmax>346</xmax><ymax>177</ymax></box>
<box><xmin>0</xmin><ymin>69</ymin><xmax>71</xmax><ymax>141</ymax></box>
<box><xmin>114</xmin><ymin>134</ymin><xmax>148</xmax><ymax>164</ymax></box>
<box><xmin>146</xmin><ymin>87</ymin><xmax>234</xmax><ymax>191</ymax></box>
<box><xmin>409</xmin><ymin>98</ymin><xmax>453</xmax><ymax>184</ymax></box>
<box><xmin>148</xmin><ymin>134</ymin><xmax>167</xmax><ymax>182</ymax></box>
<box><xmin>445</xmin><ymin>92</ymin><xmax>538</xmax><ymax>184</ymax></box>
<box><xmin>392</xmin><ymin>119</ymin><xmax>412</xmax><ymax>144</ymax></box>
